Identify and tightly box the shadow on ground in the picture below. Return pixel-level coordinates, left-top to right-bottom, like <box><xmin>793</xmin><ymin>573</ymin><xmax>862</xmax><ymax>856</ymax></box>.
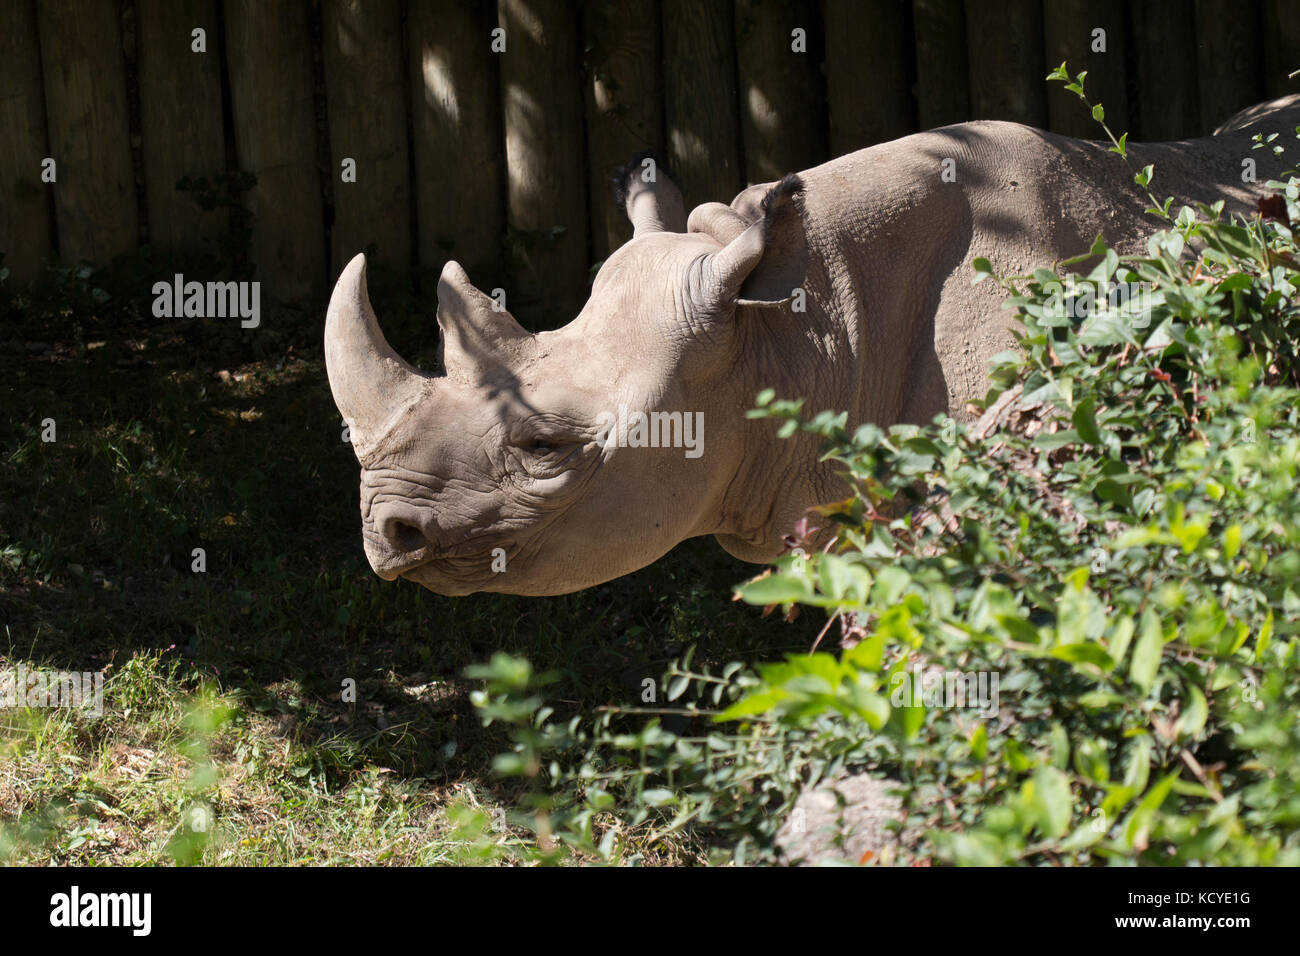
<box><xmin>0</xmin><ymin>275</ymin><xmax>821</xmax><ymax>812</ymax></box>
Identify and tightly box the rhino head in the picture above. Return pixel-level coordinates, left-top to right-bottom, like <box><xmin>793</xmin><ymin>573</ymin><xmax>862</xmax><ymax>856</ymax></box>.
<box><xmin>325</xmin><ymin>163</ymin><xmax>807</xmax><ymax>596</ymax></box>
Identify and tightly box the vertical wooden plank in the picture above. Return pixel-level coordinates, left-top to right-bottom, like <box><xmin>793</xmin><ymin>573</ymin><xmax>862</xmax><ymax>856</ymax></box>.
<box><xmin>823</xmin><ymin>0</ymin><xmax>913</xmax><ymax>154</ymax></box>
<box><xmin>583</xmin><ymin>0</ymin><xmax>664</xmax><ymax>261</ymax></box>
<box><xmin>498</xmin><ymin>0</ymin><xmax>588</xmax><ymax>327</ymax></box>
<box><xmin>0</xmin><ymin>0</ymin><xmax>55</xmax><ymax>283</ymax></box>
<box><xmin>224</xmin><ymin>0</ymin><xmax>326</xmax><ymax>300</ymax></box>
<box><xmin>1128</xmin><ymin>1</ymin><xmax>1201</xmax><ymax>140</ymax></box>
<box><xmin>322</xmin><ymin>0</ymin><xmax>412</xmax><ymax>274</ymax></box>
<box><xmin>912</xmin><ymin>0</ymin><xmax>969</xmax><ymax>130</ymax></box>
<box><xmin>1043</xmin><ymin>0</ymin><xmax>1128</xmax><ymax>138</ymax></box>
<box><xmin>1196</xmin><ymin>0</ymin><xmax>1258</xmax><ymax>130</ymax></box>
<box><xmin>37</xmin><ymin>0</ymin><xmax>139</xmax><ymax>264</ymax></box>
<box><xmin>964</xmin><ymin>0</ymin><xmax>1046</xmax><ymax>126</ymax></box>
<box><xmin>409</xmin><ymin>0</ymin><xmax>503</xmax><ymax>286</ymax></box>
<box><xmin>662</xmin><ymin>0</ymin><xmax>743</xmax><ymax>205</ymax></box>
<box><xmin>1262</xmin><ymin>0</ymin><xmax>1300</xmax><ymax>100</ymax></box>
<box><xmin>735</xmin><ymin>0</ymin><xmax>827</xmax><ymax>182</ymax></box>
<box><xmin>1195</xmin><ymin>1</ymin><xmax>1262</xmax><ymax>130</ymax></box>
<box><xmin>136</xmin><ymin>0</ymin><xmax>227</xmax><ymax>253</ymax></box>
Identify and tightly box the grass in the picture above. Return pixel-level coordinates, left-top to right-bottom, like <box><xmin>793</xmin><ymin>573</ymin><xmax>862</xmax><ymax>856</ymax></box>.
<box><xmin>0</xmin><ymin>265</ymin><xmax>820</xmax><ymax>865</ymax></box>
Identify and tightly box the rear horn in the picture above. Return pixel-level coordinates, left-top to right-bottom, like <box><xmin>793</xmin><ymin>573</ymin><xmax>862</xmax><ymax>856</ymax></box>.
<box><xmin>614</xmin><ymin>150</ymin><xmax>687</xmax><ymax>237</ymax></box>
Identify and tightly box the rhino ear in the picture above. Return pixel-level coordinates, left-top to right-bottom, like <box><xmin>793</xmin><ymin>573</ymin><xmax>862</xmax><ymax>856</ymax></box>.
<box><xmin>687</xmin><ymin>202</ymin><xmax>752</xmax><ymax>245</ymax></box>
<box><xmin>614</xmin><ymin>150</ymin><xmax>686</xmax><ymax>237</ymax></box>
<box><xmin>436</xmin><ymin>261</ymin><xmax>533</xmax><ymax>381</ymax></box>
<box><xmin>700</xmin><ymin>174</ymin><xmax>807</xmax><ymax>309</ymax></box>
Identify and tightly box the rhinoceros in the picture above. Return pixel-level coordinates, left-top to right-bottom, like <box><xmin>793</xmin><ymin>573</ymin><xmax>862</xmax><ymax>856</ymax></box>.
<box><xmin>325</xmin><ymin>96</ymin><xmax>1299</xmax><ymax>596</ymax></box>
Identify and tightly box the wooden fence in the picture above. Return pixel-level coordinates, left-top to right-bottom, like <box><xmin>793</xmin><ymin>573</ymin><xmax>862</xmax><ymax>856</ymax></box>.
<box><xmin>2</xmin><ymin>0</ymin><xmax>1299</xmax><ymax>326</ymax></box>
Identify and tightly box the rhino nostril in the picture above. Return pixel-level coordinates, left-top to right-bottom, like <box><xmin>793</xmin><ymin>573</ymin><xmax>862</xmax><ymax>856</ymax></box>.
<box><xmin>383</xmin><ymin>518</ymin><xmax>428</xmax><ymax>554</ymax></box>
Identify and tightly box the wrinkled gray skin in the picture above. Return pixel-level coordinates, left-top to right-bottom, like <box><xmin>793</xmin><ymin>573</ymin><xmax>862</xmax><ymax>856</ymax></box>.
<box><xmin>326</xmin><ymin>95</ymin><xmax>1300</xmax><ymax>596</ymax></box>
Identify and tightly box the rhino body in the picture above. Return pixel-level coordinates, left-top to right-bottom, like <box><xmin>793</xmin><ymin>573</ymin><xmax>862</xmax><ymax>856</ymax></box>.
<box><xmin>326</xmin><ymin>96</ymin><xmax>1299</xmax><ymax>596</ymax></box>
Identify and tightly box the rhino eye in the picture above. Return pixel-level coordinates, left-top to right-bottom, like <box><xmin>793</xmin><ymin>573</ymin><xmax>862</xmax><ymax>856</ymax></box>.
<box><xmin>526</xmin><ymin>438</ymin><xmax>557</xmax><ymax>453</ymax></box>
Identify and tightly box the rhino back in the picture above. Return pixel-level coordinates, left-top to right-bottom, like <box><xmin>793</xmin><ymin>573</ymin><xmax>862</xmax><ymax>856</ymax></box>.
<box><xmin>757</xmin><ymin>98</ymin><xmax>1300</xmax><ymax>427</ymax></box>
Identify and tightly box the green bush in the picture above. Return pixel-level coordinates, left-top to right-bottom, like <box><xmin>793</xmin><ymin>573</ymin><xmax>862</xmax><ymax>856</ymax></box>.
<box><xmin>465</xmin><ymin>78</ymin><xmax>1300</xmax><ymax>865</ymax></box>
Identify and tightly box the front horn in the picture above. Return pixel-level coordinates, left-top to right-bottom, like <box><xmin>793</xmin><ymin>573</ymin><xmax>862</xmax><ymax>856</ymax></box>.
<box><xmin>324</xmin><ymin>254</ymin><xmax>428</xmax><ymax>458</ymax></box>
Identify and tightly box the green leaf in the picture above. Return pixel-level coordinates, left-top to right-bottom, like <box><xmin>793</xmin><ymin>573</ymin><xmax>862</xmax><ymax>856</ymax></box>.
<box><xmin>1051</xmin><ymin>642</ymin><xmax>1116</xmax><ymax>670</ymax></box>
<box><xmin>1177</xmin><ymin>684</ymin><xmax>1208</xmax><ymax>740</ymax></box>
<box><xmin>997</xmin><ymin>612</ymin><xmax>1042</xmax><ymax>645</ymax></box>
<box><xmin>1130</xmin><ymin>609</ymin><xmax>1164</xmax><ymax>693</ymax></box>
<box><xmin>1004</xmin><ymin>738</ymin><xmax>1032</xmax><ymax>773</ymax></box>
<box><xmin>1032</xmin><ymin>766</ymin><xmax>1073</xmax><ymax>839</ymax></box>
<box><xmin>735</xmin><ymin>575</ymin><xmax>812</xmax><ymax>606</ymax></box>
<box><xmin>844</xmin><ymin>632</ymin><xmax>885</xmax><ymax>671</ymax></box>
<box><xmin>666</xmin><ymin>675</ymin><xmax>691</xmax><ymax>702</ymax></box>
<box><xmin>1203</xmin><ymin>223</ymin><xmax>1259</xmax><ymax>261</ymax></box>
<box><xmin>1078</xmin><ymin>690</ymin><xmax>1126</xmax><ymax>709</ymax></box>
<box><xmin>969</xmin><ymin>723</ymin><xmax>988</xmax><ymax>762</ymax></box>
<box><xmin>1224</xmin><ymin>523</ymin><xmax>1242</xmax><ymax>560</ymax></box>
<box><xmin>1122</xmin><ymin>735</ymin><xmax>1153</xmax><ymax>795</ymax></box>
<box><xmin>1217</xmin><ymin>273</ymin><xmax>1253</xmax><ymax>293</ymax></box>
<box><xmin>901</xmin><ymin>700</ymin><xmax>925</xmax><ymax>740</ymax></box>
<box><xmin>1107</xmin><ymin>617</ymin><xmax>1136</xmax><ymax>668</ymax></box>
<box><xmin>870</xmin><ymin>566</ymin><xmax>910</xmax><ymax>605</ymax></box>
<box><xmin>1060</xmin><ymin>819</ymin><xmax>1107</xmax><ymax>851</ymax></box>
<box><xmin>1033</xmin><ymin>429</ymin><xmax>1081</xmax><ymax>450</ymax></box>
<box><xmin>817</xmin><ymin>553</ymin><xmax>854</xmax><ymax>601</ymax></box>
<box><xmin>715</xmin><ymin>690</ymin><xmax>785</xmax><ymax>722</ymax></box>
<box><xmin>1078</xmin><ymin>312</ymin><xmax>1132</xmax><ymax>347</ymax></box>
<box><xmin>1255</xmin><ymin>611</ymin><xmax>1274</xmax><ymax>663</ymax></box>
<box><xmin>1122</xmin><ymin>771</ymin><xmax>1178</xmax><ymax>850</ymax></box>
<box><xmin>1072</xmin><ymin>397</ymin><xmax>1103</xmax><ymax>446</ymax></box>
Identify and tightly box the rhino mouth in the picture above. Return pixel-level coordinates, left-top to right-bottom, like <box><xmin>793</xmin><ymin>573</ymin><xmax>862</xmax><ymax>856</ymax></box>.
<box><xmin>367</xmin><ymin>522</ymin><xmax>525</xmax><ymax>585</ymax></box>
<box><xmin>373</xmin><ymin>537</ymin><xmax>509</xmax><ymax>577</ymax></box>
<box><xmin>391</xmin><ymin>517</ymin><xmax>570</xmax><ymax>595</ymax></box>
<box><xmin>397</xmin><ymin>549</ymin><xmax>517</xmax><ymax>595</ymax></box>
